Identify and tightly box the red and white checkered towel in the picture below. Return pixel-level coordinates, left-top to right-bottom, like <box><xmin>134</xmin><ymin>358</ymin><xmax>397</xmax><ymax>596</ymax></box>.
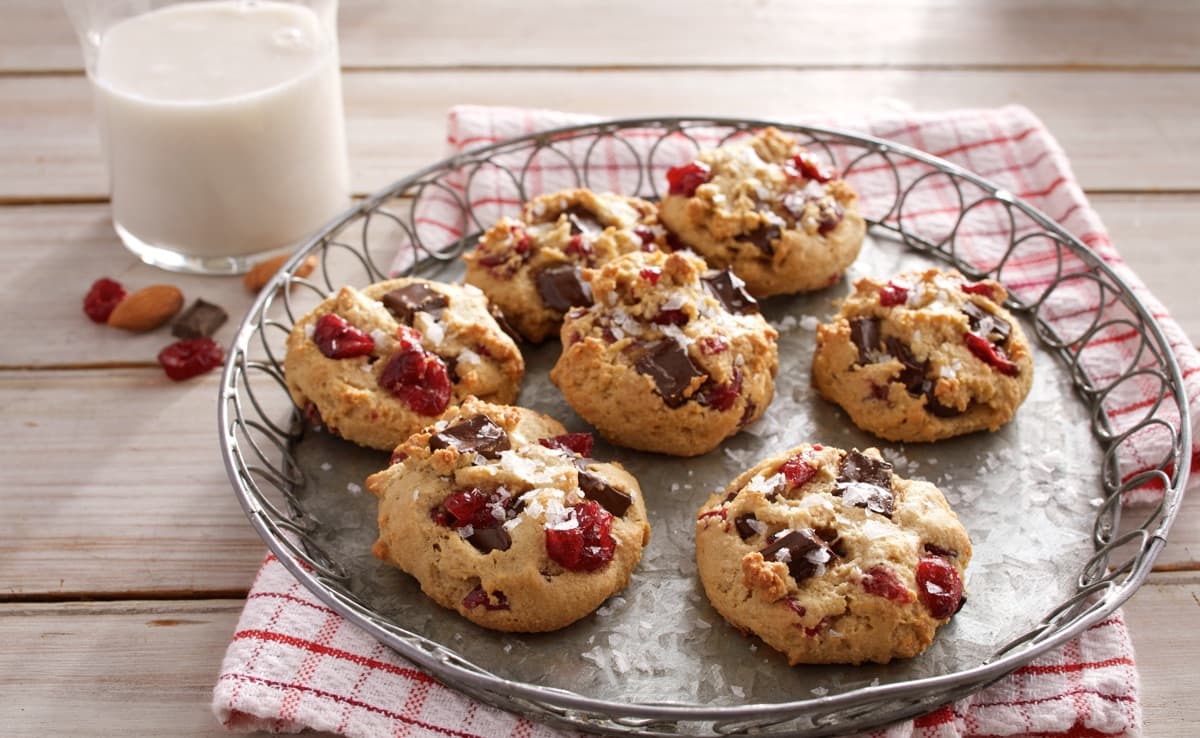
<box><xmin>214</xmin><ymin>105</ymin><xmax>1198</xmax><ymax>737</ymax></box>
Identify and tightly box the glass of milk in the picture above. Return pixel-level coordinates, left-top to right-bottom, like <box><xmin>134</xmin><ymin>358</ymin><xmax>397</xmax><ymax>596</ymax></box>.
<box><xmin>65</xmin><ymin>0</ymin><xmax>351</xmax><ymax>274</ymax></box>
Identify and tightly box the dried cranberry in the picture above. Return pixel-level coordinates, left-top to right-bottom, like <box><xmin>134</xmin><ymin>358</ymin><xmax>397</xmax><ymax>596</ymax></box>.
<box><xmin>862</xmin><ymin>565</ymin><xmax>914</xmax><ymax>603</ymax></box>
<box><xmin>786</xmin><ymin>152</ymin><xmax>833</xmax><ymax>183</ymax></box>
<box><xmin>701</xmin><ymin>368</ymin><xmax>742</xmax><ymax>411</ymax></box>
<box><xmin>634</xmin><ymin>227</ymin><xmax>657</xmax><ymax>250</ymax></box>
<box><xmin>916</xmin><ymin>556</ymin><xmax>964</xmax><ymax>619</ymax></box>
<box><xmin>565</xmin><ymin>235</ymin><xmax>592</xmax><ymax>261</ymax></box>
<box><xmin>961</xmin><ymin>281</ymin><xmax>998</xmax><ymax>301</ymax></box>
<box><xmin>462</xmin><ymin>586</ymin><xmax>510</xmax><ymax>611</ymax></box>
<box><xmin>651</xmin><ymin>309</ymin><xmax>688</xmax><ymax>326</ymax></box>
<box><xmin>313</xmin><ymin>313</ymin><xmax>375</xmax><ymax>359</ymax></box>
<box><xmin>538</xmin><ymin>432</ymin><xmax>594</xmax><ymax>457</ymax></box>
<box><xmin>878</xmin><ymin>282</ymin><xmax>909</xmax><ymax>307</ymax></box>
<box><xmin>666</xmin><ymin>161</ymin><xmax>711</xmax><ymax>197</ymax></box>
<box><xmin>545</xmin><ymin>500</ymin><xmax>615</xmax><ymax>572</ymax></box>
<box><xmin>441</xmin><ymin>487</ymin><xmax>492</xmax><ymax>528</ymax></box>
<box><xmin>379</xmin><ymin>329</ymin><xmax>451</xmax><ymax>415</ymax></box>
<box><xmin>698</xmin><ymin>335</ymin><xmax>729</xmax><ymax>355</ymax></box>
<box><xmin>388</xmin><ymin>449</ymin><xmax>409</xmax><ymax>465</ymax></box>
<box><xmin>784</xmin><ymin>599</ymin><xmax>806</xmax><ymax>618</ymax></box>
<box><xmin>640</xmin><ymin>267</ymin><xmax>662</xmax><ymax>285</ymax></box>
<box><xmin>964</xmin><ymin>332</ymin><xmax>1019</xmax><ymax>376</ymax></box>
<box><xmin>779</xmin><ymin>452</ymin><xmax>817</xmax><ymax>488</ymax></box>
<box><xmin>83</xmin><ymin>277</ymin><xmax>126</xmax><ymax>323</ymax></box>
<box><xmin>157</xmin><ymin>337</ymin><xmax>224</xmax><ymax>381</ymax></box>
<box><xmin>698</xmin><ymin>508</ymin><xmax>727</xmax><ymax>522</ymax></box>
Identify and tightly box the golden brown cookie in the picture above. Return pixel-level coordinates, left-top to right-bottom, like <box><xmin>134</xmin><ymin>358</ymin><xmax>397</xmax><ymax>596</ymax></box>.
<box><xmin>463</xmin><ymin>188</ymin><xmax>667</xmax><ymax>343</ymax></box>
<box><xmin>658</xmin><ymin>127</ymin><xmax>866</xmax><ymax>297</ymax></box>
<box><xmin>366</xmin><ymin>398</ymin><xmax>651</xmax><ymax>632</ymax></box>
<box><xmin>550</xmin><ymin>250</ymin><xmax>779</xmax><ymax>457</ymax></box>
<box><xmin>284</xmin><ymin>279</ymin><xmax>524</xmax><ymax>451</ymax></box>
<box><xmin>812</xmin><ymin>268</ymin><xmax>1034</xmax><ymax>442</ymax></box>
<box><xmin>695</xmin><ymin>444</ymin><xmax>971</xmax><ymax>665</ymax></box>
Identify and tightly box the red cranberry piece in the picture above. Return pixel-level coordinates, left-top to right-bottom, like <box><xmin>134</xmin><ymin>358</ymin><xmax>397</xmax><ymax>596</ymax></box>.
<box><xmin>964</xmin><ymin>332</ymin><xmax>1020</xmax><ymax>376</ymax></box>
<box><xmin>83</xmin><ymin>277</ymin><xmax>127</xmax><ymax>323</ymax></box>
<box><xmin>701</xmin><ymin>368</ymin><xmax>742</xmax><ymax>412</ymax></box>
<box><xmin>862</xmin><ymin>565</ymin><xmax>914</xmax><ymax>603</ymax></box>
<box><xmin>916</xmin><ymin>556</ymin><xmax>964</xmax><ymax>619</ymax></box>
<box><xmin>697</xmin><ymin>508</ymin><xmax>727</xmax><ymax>522</ymax></box>
<box><xmin>786</xmin><ymin>152</ymin><xmax>833</xmax><ymax>183</ymax></box>
<box><xmin>639</xmin><ymin>267</ymin><xmax>662</xmax><ymax>285</ymax></box>
<box><xmin>513</xmin><ymin>229</ymin><xmax>532</xmax><ymax>255</ymax></box>
<box><xmin>779</xmin><ymin>452</ymin><xmax>817</xmax><ymax>488</ymax></box>
<box><xmin>388</xmin><ymin>449</ymin><xmax>408</xmax><ymax>465</ymax></box>
<box><xmin>878</xmin><ymin>282</ymin><xmax>909</xmax><ymax>307</ymax></box>
<box><xmin>651</xmin><ymin>308</ymin><xmax>688</xmax><ymax>326</ymax></box>
<box><xmin>961</xmin><ymin>281</ymin><xmax>999</xmax><ymax>302</ymax></box>
<box><xmin>156</xmin><ymin>337</ymin><xmax>224</xmax><ymax>381</ymax></box>
<box><xmin>442</xmin><ymin>487</ymin><xmax>490</xmax><ymax>527</ymax></box>
<box><xmin>538</xmin><ymin>432</ymin><xmax>594</xmax><ymax>457</ymax></box>
<box><xmin>784</xmin><ymin>599</ymin><xmax>806</xmax><ymax>618</ymax></box>
<box><xmin>379</xmin><ymin>337</ymin><xmax>452</xmax><ymax>415</ymax></box>
<box><xmin>698</xmin><ymin>335</ymin><xmax>729</xmax><ymax>355</ymax></box>
<box><xmin>666</xmin><ymin>161</ymin><xmax>712</xmax><ymax>197</ymax></box>
<box><xmin>545</xmin><ymin>500</ymin><xmax>615</xmax><ymax>572</ymax></box>
<box><xmin>462</xmin><ymin>586</ymin><xmax>510</xmax><ymax>611</ymax></box>
<box><xmin>313</xmin><ymin>313</ymin><xmax>375</xmax><ymax>359</ymax></box>
<box><xmin>634</xmin><ymin>226</ymin><xmax>656</xmax><ymax>250</ymax></box>
<box><xmin>565</xmin><ymin>235</ymin><xmax>592</xmax><ymax>261</ymax></box>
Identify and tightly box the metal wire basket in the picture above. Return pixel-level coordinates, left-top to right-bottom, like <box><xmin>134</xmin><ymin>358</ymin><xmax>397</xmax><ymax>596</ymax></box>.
<box><xmin>218</xmin><ymin>117</ymin><xmax>1189</xmax><ymax>736</ymax></box>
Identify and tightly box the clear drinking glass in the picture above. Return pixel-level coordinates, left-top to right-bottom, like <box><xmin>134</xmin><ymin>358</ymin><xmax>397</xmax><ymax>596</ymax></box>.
<box><xmin>64</xmin><ymin>0</ymin><xmax>350</xmax><ymax>274</ymax></box>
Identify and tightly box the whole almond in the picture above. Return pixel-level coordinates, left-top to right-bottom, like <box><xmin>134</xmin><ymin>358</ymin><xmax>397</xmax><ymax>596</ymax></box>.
<box><xmin>107</xmin><ymin>284</ymin><xmax>185</xmax><ymax>332</ymax></box>
<box><xmin>243</xmin><ymin>253</ymin><xmax>316</xmax><ymax>294</ymax></box>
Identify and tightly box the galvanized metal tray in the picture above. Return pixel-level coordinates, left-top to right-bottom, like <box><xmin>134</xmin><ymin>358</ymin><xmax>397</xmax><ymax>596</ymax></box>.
<box><xmin>218</xmin><ymin>118</ymin><xmax>1189</xmax><ymax>736</ymax></box>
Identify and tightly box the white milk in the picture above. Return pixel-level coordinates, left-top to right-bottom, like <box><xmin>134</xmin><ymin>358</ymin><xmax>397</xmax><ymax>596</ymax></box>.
<box><xmin>91</xmin><ymin>1</ymin><xmax>350</xmax><ymax>266</ymax></box>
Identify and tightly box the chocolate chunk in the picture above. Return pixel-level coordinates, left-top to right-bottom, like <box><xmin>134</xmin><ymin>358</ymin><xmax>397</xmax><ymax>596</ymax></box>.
<box><xmin>702</xmin><ymin>269</ymin><xmax>759</xmax><ymax>315</ymax></box>
<box><xmin>885</xmin><ymin>337</ymin><xmax>930</xmax><ymax>396</ymax></box>
<box><xmin>734</xmin><ymin>513</ymin><xmax>760</xmax><ymax>540</ymax></box>
<box><xmin>835</xmin><ymin>449</ymin><xmax>895</xmax><ymax>517</ymax></box>
<box><xmin>535</xmin><ymin>265</ymin><xmax>593</xmax><ymax>313</ymax></box>
<box><xmin>634</xmin><ymin>339</ymin><xmax>705</xmax><ymax>407</ymax></box>
<box><xmin>961</xmin><ymin>301</ymin><xmax>1010</xmax><ymax>345</ymax></box>
<box><xmin>577</xmin><ymin>468</ymin><xmax>633</xmax><ymax>516</ymax></box>
<box><xmin>171</xmin><ymin>298</ymin><xmax>227</xmax><ymax>339</ymax></box>
<box><xmin>563</xmin><ymin>204</ymin><xmax>605</xmax><ymax>236</ymax></box>
<box><xmin>736</xmin><ymin>223</ymin><xmax>781</xmax><ymax>255</ymax></box>
<box><xmin>849</xmin><ymin>318</ymin><xmax>881</xmax><ymax>364</ymax></box>
<box><xmin>925</xmin><ymin>391</ymin><xmax>965</xmax><ymax>418</ymax></box>
<box><xmin>759</xmin><ymin>529</ymin><xmax>828</xmax><ymax>582</ymax></box>
<box><xmin>382</xmin><ymin>282</ymin><xmax>448</xmax><ymax>324</ymax></box>
<box><xmin>488</xmin><ymin>301</ymin><xmax>521</xmax><ymax>343</ymax></box>
<box><xmin>467</xmin><ymin>526</ymin><xmax>512</xmax><ymax>553</ymax></box>
<box><xmin>429</xmin><ymin>415</ymin><xmax>510</xmax><ymax>459</ymax></box>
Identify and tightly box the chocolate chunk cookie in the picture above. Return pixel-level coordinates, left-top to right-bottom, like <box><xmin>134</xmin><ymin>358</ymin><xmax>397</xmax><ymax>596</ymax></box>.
<box><xmin>284</xmin><ymin>279</ymin><xmax>524</xmax><ymax>451</ymax></box>
<box><xmin>550</xmin><ymin>250</ymin><xmax>779</xmax><ymax>457</ymax></box>
<box><xmin>366</xmin><ymin>398</ymin><xmax>651</xmax><ymax>632</ymax></box>
<box><xmin>463</xmin><ymin>188</ymin><xmax>667</xmax><ymax>343</ymax></box>
<box><xmin>812</xmin><ymin>268</ymin><xmax>1034</xmax><ymax>442</ymax></box>
<box><xmin>658</xmin><ymin>127</ymin><xmax>866</xmax><ymax>297</ymax></box>
<box><xmin>695</xmin><ymin>444</ymin><xmax>971</xmax><ymax>665</ymax></box>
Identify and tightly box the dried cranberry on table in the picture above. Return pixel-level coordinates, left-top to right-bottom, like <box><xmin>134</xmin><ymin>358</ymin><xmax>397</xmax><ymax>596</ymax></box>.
<box><xmin>157</xmin><ymin>337</ymin><xmax>224</xmax><ymax>381</ymax></box>
<box><xmin>83</xmin><ymin>277</ymin><xmax>127</xmax><ymax>323</ymax></box>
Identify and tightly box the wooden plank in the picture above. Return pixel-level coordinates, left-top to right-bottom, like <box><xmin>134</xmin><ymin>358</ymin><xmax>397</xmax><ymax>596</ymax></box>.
<box><xmin>3</xmin><ymin>70</ymin><xmax>1200</xmax><ymax>202</ymax></box>
<box><xmin>6</xmin><ymin>0</ymin><xmax>1200</xmax><ymax>73</ymax></box>
<box><xmin>0</xmin><ymin>371</ymin><xmax>267</xmax><ymax>596</ymax></box>
<box><xmin>0</xmin><ymin>577</ymin><xmax>1196</xmax><ymax>736</ymax></box>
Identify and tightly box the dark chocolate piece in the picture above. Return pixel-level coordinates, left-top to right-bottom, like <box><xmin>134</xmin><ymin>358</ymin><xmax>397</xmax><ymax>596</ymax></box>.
<box><xmin>961</xmin><ymin>301</ymin><xmax>1010</xmax><ymax>345</ymax></box>
<box><xmin>488</xmin><ymin>301</ymin><xmax>521</xmax><ymax>343</ymax></box>
<box><xmin>467</xmin><ymin>526</ymin><xmax>512</xmax><ymax>553</ymax></box>
<box><xmin>925</xmin><ymin>392</ymin><xmax>965</xmax><ymax>418</ymax></box>
<box><xmin>633</xmin><ymin>339</ymin><xmax>705</xmax><ymax>407</ymax></box>
<box><xmin>885</xmin><ymin>337</ymin><xmax>930</xmax><ymax>396</ymax></box>
<box><xmin>535</xmin><ymin>265</ymin><xmax>593</xmax><ymax>312</ymax></box>
<box><xmin>734</xmin><ymin>513</ymin><xmax>760</xmax><ymax>540</ymax></box>
<box><xmin>849</xmin><ymin>318</ymin><xmax>881</xmax><ymax>364</ymax></box>
<box><xmin>736</xmin><ymin>223</ymin><xmax>781</xmax><ymax>255</ymax></box>
<box><xmin>429</xmin><ymin>414</ymin><xmax>510</xmax><ymax>459</ymax></box>
<box><xmin>563</xmin><ymin>204</ymin><xmax>605</xmax><ymax>236</ymax></box>
<box><xmin>835</xmin><ymin>449</ymin><xmax>895</xmax><ymax>517</ymax></box>
<box><xmin>577</xmin><ymin>468</ymin><xmax>633</xmax><ymax>516</ymax></box>
<box><xmin>171</xmin><ymin>298</ymin><xmax>228</xmax><ymax>339</ymax></box>
<box><xmin>702</xmin><ymin>269</ymin><xmax>759</xmax><ymax>315</ymax></box>
<box><xmin>381</xmin><ymin>282</ymin><xmax>448</xmax><ymax>324</ymax></box>
<box><xmin>759</xmin><ymin>529</ymin><xmax>828</xmax><ymax>582</ymax></box>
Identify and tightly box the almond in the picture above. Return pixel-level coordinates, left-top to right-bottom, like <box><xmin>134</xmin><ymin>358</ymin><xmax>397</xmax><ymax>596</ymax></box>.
<box><xmin>243</xmin><ymin>253</ymin><xmax>317</xmax><ymax>294</ymax></box>
<box><xmin>107</xmin><ymin>284</ymin><xmax>185</xmax><ymax>332</ymax></box>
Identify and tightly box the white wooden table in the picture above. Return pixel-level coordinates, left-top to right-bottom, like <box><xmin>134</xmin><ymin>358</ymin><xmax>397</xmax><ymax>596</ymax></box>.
<box><xmin>1</xmin><ymin>2</ymin><xmax>1197</xmax><ymax>735</ymax></box>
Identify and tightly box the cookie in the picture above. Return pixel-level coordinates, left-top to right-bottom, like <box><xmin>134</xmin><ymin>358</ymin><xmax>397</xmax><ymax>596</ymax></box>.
<box><xmin>463</xmin><ymin>188</ymin><xmax>668</xmax><ymax>343</ymax></box>
<box><xmin>366</xmin><ymin>398</ymin><xmax>651</xmax><ymax>632</ymax></box>
<box><xmin>284</xmin><ymin>279</ymin><xmax>524</xmax><ymax>451</ymax></box>
<box><xmin>550</xmin><ymin>250</ymin><xmax>779</xmax><ymax>457</ymax></box>
<box><xmin>812</xmin><ymin>268</ymin><xmax>1034</xmax><ymax>442</ymax></box>
<box><xmin>695</xmin><ymin>444</ymin><xmax>971</xmax><ymax>665</ymax></box>
<box><xmin>658</xmin><ymin>127</ymin><xmax>867</xmax><ymax>297</ymax></box>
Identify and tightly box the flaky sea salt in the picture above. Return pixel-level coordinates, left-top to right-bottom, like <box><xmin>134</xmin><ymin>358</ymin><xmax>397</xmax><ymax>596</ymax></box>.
<box><xmin>811</xmin><ymin>686</ymin><xmax>829</xmax><ymax>697</ymax></box>
<box><xmin>457</xmin><ymin>348</ymin><xmax>481</xmax><ymax>366</ymax></box>
<box><xmin>799</xmin><ymin>315</ymin><xmax>820</xmax><ymax>331</ymax></box>
<box><xmin>319</xmin><ymin>462</ymin><xmax>332</xmax><ymax>471</ymax></box>
<box><xmin>346</xmin><ymin>482</ymin><xmax>362</xmax><ymax>495</ymax></box>
<box><xmin>304</xmin><ymin>323</ymin><xmax>315</xmax><ymax>339</ymax></box>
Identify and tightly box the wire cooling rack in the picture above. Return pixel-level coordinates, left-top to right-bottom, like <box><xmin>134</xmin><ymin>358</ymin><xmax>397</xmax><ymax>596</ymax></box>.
<box><xmin>218</xmin><ymin>117</ymin><xmax>1189</xmax><ymax>736</ymax></box>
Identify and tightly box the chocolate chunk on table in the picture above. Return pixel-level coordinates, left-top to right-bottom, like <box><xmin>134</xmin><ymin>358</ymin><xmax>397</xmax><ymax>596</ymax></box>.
<box><xmin>171</xmin><ymin>299</ymin><xmax>228</xmax><ymax>339</ymax></box>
